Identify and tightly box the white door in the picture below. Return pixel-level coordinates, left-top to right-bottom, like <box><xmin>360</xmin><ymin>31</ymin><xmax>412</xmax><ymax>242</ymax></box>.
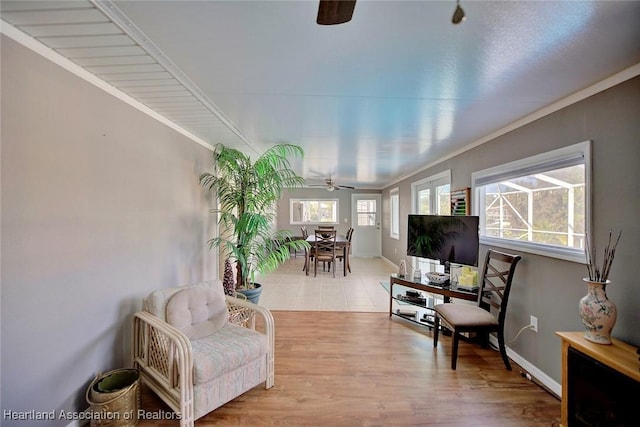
<box><xmin>351</xmin><ymin>194</ymin><xmax>381</xmax><ymax>257</ymax></box>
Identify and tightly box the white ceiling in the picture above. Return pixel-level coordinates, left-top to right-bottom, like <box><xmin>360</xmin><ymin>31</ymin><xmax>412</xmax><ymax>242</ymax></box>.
<box><xmin>2</xmin><ymin>0</ymin><xmax>640</xmax><ymax>189</ymax></box>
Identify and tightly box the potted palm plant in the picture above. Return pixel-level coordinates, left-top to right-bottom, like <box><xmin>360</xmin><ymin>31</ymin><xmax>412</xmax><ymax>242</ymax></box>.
<box><xmin>200</xmin><ymin>143</ymin><xmax>309</xmax><ymax>303</ymax></box>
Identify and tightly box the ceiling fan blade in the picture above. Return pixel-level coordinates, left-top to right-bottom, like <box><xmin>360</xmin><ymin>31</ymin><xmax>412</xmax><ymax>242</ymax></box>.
<box><xmin>317</xmin><ymin>0</ymin><xmax>356</xmax><ymax>25</ymax></box>
<box><xmin>309</xmin><ymin>176</ymin><xmax>354</xmax><ymax>191</ymax></box>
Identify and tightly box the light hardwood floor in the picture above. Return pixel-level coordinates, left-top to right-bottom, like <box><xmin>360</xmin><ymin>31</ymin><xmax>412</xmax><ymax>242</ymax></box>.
<box><xmin>140</xmin><ymin>257</ymin><xmax>561</xmax><ymax>426</ymax></box>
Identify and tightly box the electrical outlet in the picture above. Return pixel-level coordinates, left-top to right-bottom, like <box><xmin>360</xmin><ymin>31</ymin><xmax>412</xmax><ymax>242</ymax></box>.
<box><xmin>530</xmin><ymin>315</ymin><xmax>538</xmax><ymax>333</ymax></box>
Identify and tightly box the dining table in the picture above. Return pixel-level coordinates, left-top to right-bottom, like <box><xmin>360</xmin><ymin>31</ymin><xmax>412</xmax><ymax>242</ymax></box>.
<box><xmin>304</xmin><ymin>234</ymin><xmax>350</xmax><ymax>276</ymax></box>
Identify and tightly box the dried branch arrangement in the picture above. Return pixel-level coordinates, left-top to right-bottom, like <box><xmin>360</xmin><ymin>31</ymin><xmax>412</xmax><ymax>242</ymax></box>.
<box><xmin>585</xmin><ymin>230</ymin><xmax>622</xmax><ymax>282</ymax></box>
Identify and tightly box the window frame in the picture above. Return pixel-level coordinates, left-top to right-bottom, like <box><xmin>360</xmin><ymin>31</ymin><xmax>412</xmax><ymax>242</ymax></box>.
<box><xmin>472</xmin><ymin>141</ymin><xmax>591</xmax><ymax>263</ymax></box>
<box><xmin>410</xmin><ymin>170</ymin><xmax>451</xmax><ymax>272</ymax></box>
<box><xmin>289</xmin><ymin>198</ymin><xmax>340</xmax><ymax>225</ymax></box>
<box><xmin>355</xmin><ymin>198</ymin><xmax>377</xmax><ymax>227</ymax></box>
<box><xmin>410</xmin><ymin>170</ymin><xmax>451</xmax><ymax>215</ymax></box>
<box><xmin>390</xmin><ymin>187</ymin><xmax>400</xmax><ymax>240</ymax></box>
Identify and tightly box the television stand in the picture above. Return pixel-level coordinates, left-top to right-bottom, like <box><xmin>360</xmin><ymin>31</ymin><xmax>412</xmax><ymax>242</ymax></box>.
<box><xmin>389</xmin><ymin>274</ymin><xmax>478</xmax><ymax>328</ymax></box>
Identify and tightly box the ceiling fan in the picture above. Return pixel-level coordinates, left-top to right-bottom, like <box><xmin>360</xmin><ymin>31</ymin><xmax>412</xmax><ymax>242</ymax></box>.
<box><xmin>309</xmin><ymin>177</ymin><xmax>356</xmax><ymax>192</ymax></box>
<box><xmin>317</xmin><ymin>0</ymin><xmax>357</xmax><ymax>25</ymax></box>
<box><xmin>317</xmin><ymin>0</ymin><xmax>467</xmax><ymax>26</ymax></box>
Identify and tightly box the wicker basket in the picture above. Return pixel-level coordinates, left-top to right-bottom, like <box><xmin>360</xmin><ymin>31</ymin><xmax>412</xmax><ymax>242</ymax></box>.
<box><xmin>85</xmin><ymin>368</ymin><xmax>140</xmax><ymax>427</ymax></box>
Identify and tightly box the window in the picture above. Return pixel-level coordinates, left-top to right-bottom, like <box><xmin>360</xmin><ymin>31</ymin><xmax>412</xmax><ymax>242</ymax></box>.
<box><xmin>390</xmin><ymin>188</ymin><xmax>400</xmax><ymax>240</ymax></box>
<box><xmin>290</xmin><ymin>199</ymin><xmax>339</xmax><ymax>224</ymax></box>
<box><xmin>356</xmin><ymin>199</ymin><xmax>377</xmax><ymax>226</ymax></box>
<box><xmin>410</xmin><ymin>171</ymin><xmax>451</xmax><ymax>272</ymax></box>
<box><xmin>472</xmin><ymin>141</ymin><xmax>590</xmax><ymax>263</ymax></box>
<box><xmin>411</xmin><ymin>170</ymin><xmax>451</xmax><ymax>215</ymax></box>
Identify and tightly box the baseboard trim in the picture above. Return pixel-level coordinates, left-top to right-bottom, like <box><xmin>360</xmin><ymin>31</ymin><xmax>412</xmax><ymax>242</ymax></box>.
<box><xmin>488</xmin><ymin>335</ymin><xmax>562</xmax><ymax>398</ymax></box>
<box><xmin>381</xmin><ymin>256</ymin><xmax>398</xmax><ymax>270</ymax></box>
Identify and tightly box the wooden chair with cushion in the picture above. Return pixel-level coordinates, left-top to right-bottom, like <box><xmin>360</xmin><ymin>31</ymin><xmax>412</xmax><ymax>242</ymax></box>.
<box><xmin>291</xmin><ymin>229</ymin><xmax>306</xmax><ymax>259</ymax></box>
<box><xmin>336</xmin><ymin>227</ymin><xmax>353</xmax><ymax>273</ymax></box>
<box><xmin>313</xmin><ymin>229</ymin><xmax>337</xmax><ymax>277</ymax></box>
<box><xmin>301</xmin><ymin>226</ymin><xmax>313</xmax><ymax>273</ymax></box>
<box><xmin>433</xmin><ymin>249</ymin><xmax>522</xmax><ymax>370</ymax></box>
<box><xmin>132</xmin><ymin>281</ymin><xmax>275</xmax><ymax>426</ymax></box>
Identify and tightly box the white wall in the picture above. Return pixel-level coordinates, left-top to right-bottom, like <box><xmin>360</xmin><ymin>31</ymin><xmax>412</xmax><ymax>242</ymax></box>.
<box><xmin>1</xmin><ymin>35</ymin><xmax>216</xmax><ymax>423</ymax></box>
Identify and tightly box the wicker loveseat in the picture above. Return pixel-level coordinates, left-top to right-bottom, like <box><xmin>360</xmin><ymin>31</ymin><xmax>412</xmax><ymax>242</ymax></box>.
<box><xmin>132</xmin><ymin>281</ymin><xmax>274</xmax><ymax>427</ymax></box>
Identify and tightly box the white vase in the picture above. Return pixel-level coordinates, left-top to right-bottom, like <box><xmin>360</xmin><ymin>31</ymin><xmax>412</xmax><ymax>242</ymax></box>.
<box><xmin>579</xmin><ymin>278</ymin><xmax>617</xmax><ymax>344</ymax></box>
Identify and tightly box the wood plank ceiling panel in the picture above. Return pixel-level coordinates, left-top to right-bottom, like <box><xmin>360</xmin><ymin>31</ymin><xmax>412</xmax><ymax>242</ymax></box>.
<box><xmin>0</xmin><ymin>0</ymin><xmax>250</xmax><ymax>151</ymax></box>
<box><xmin>57</xmin><ymin>45</ymin><xmax>147</xmax><ymax>58</ymax></box>
<box><xmin>19</xmin><ymin>22</ymin><xmax>122</xmax><ymax>37</ymax></box>
<box><xmin>0</xmin><ymin>1</ymin><xmax>95</xmax><ymax>12</ymax></box>
<box><xmin>73</xmin><ymin>55</ymin><xmax>156</xmax><ymax>67</ymax></box>
<box><xmin>38</xmin><ymin>34</ymin><xmax>134</xmax><ymax>48</ymax></box>
<box><xmin>1</xmin><ymin>9</ymin><xmax>107</xmax><ymax>25</ymax></box>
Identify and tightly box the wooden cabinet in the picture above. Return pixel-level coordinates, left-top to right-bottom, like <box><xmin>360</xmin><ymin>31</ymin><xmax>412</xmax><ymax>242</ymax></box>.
<box><xmin>556</xmin><ymin>332</ymin><xmax>640</xmax><ymax>426</ymax></box>
<box><xmin>451</xmin><ymin>187</ymin><xmax>470</xmax><ymax>215</ymax></box>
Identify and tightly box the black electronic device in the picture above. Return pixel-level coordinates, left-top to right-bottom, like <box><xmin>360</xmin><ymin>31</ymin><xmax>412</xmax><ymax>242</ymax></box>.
<box><xmin>406</xmin><ymin>214</ymin><xmax>480</xmax><ymax>270</ymax></box>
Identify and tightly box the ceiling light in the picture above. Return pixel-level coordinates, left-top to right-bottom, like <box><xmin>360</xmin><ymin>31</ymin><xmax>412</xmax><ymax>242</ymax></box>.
<box><xmin>327</xmin><ymin>186</ymin><xmax>335</xmax><ymax>192</ymax></box>
<box><xmin>452</xmin><ymin>0</ymin><xmax>466</xmax><ymax>24</ymax></box>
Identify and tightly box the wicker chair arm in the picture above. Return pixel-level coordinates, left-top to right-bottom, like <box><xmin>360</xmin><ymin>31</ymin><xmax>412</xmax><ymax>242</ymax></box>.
<box><xmin>132</xmin><ymin>311</ymin><xmax>194</xmax><ymax>422</ymax></box>
<box><xmin>225</xmin><ymin>295</ymin><xmax>274</xmax><ymax>329</ymax></box>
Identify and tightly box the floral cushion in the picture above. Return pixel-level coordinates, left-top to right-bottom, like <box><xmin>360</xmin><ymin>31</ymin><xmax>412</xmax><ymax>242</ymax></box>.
<box><xmin>191</xmin><ymin>323</ymin><xmax>269</xmax><ymax>384</ymax></box>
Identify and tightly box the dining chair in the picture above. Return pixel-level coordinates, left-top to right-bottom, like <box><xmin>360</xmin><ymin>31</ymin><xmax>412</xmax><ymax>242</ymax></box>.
<box><xmin>301</xmin><ymin>227</ymin><xmax>313</xmax><ymax>273</ymax></box>
<box><xmin>432</xmin><ymin>249</ymin><xmax>522</xmax><ymax>370</ymax></box>
<box><xmin>313</xmin><ymin>229</ymin><xmax>337</xmax><ymax>277</ymax></box>
<box><xmin>291</xmin><ymin>229</ymin><xmax>306</xmax><ymax>259</ymax></box>
<box><xmin>317</xmin><ymin>225</ymin><xmax>335</xmax><ymax>230</ymax></box>
<box><xmin>336</xmin><ymin>227</ymin><xmax>353</xmax><ymax>273</ymax></box>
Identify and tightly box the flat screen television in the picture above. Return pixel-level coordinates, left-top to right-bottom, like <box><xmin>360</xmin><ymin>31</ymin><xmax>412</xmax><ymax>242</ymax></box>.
<box><xmin>407</xmin><ymin>214</ymin><xmax>480</xmax><ymax>267</ymax></box>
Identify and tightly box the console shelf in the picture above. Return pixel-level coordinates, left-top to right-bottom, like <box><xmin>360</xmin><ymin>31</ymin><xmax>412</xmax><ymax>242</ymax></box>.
<box><xmin>389</xmin><ymin>274</ymin><xmax>478</xmax><ymax>329</ymax></box>
<box><xmin>391</xmin><ymin>283</ymin><xmax>440</xmax><ymax>327</ymax></box>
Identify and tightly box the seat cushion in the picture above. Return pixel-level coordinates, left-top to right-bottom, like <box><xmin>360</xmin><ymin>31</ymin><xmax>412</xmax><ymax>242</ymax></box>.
<box><xmin>166</xmin><ymin>286</ymin><xmax>228</xmax><ymax>340</ymax></box>
<box><xmin>434</xmin><ymin>303</ymin><xmax>498</xmax><ymax>328</ymax></box>
<box><xmin>191</xmin><ymin>323</ymin><xmax>269</xmax><ymax>384</ymax></box>
<box><xmin>143</xmin><ymin>280</ymin><xmax>223</xmax><ymax>322</ymax></box>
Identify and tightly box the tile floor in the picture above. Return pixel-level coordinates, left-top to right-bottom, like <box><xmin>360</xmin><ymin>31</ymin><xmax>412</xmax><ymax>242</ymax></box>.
<box><xmin>258</xmin><ymin>255</ymin><xmax>399</xmax><ymax>312</ymax></box>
